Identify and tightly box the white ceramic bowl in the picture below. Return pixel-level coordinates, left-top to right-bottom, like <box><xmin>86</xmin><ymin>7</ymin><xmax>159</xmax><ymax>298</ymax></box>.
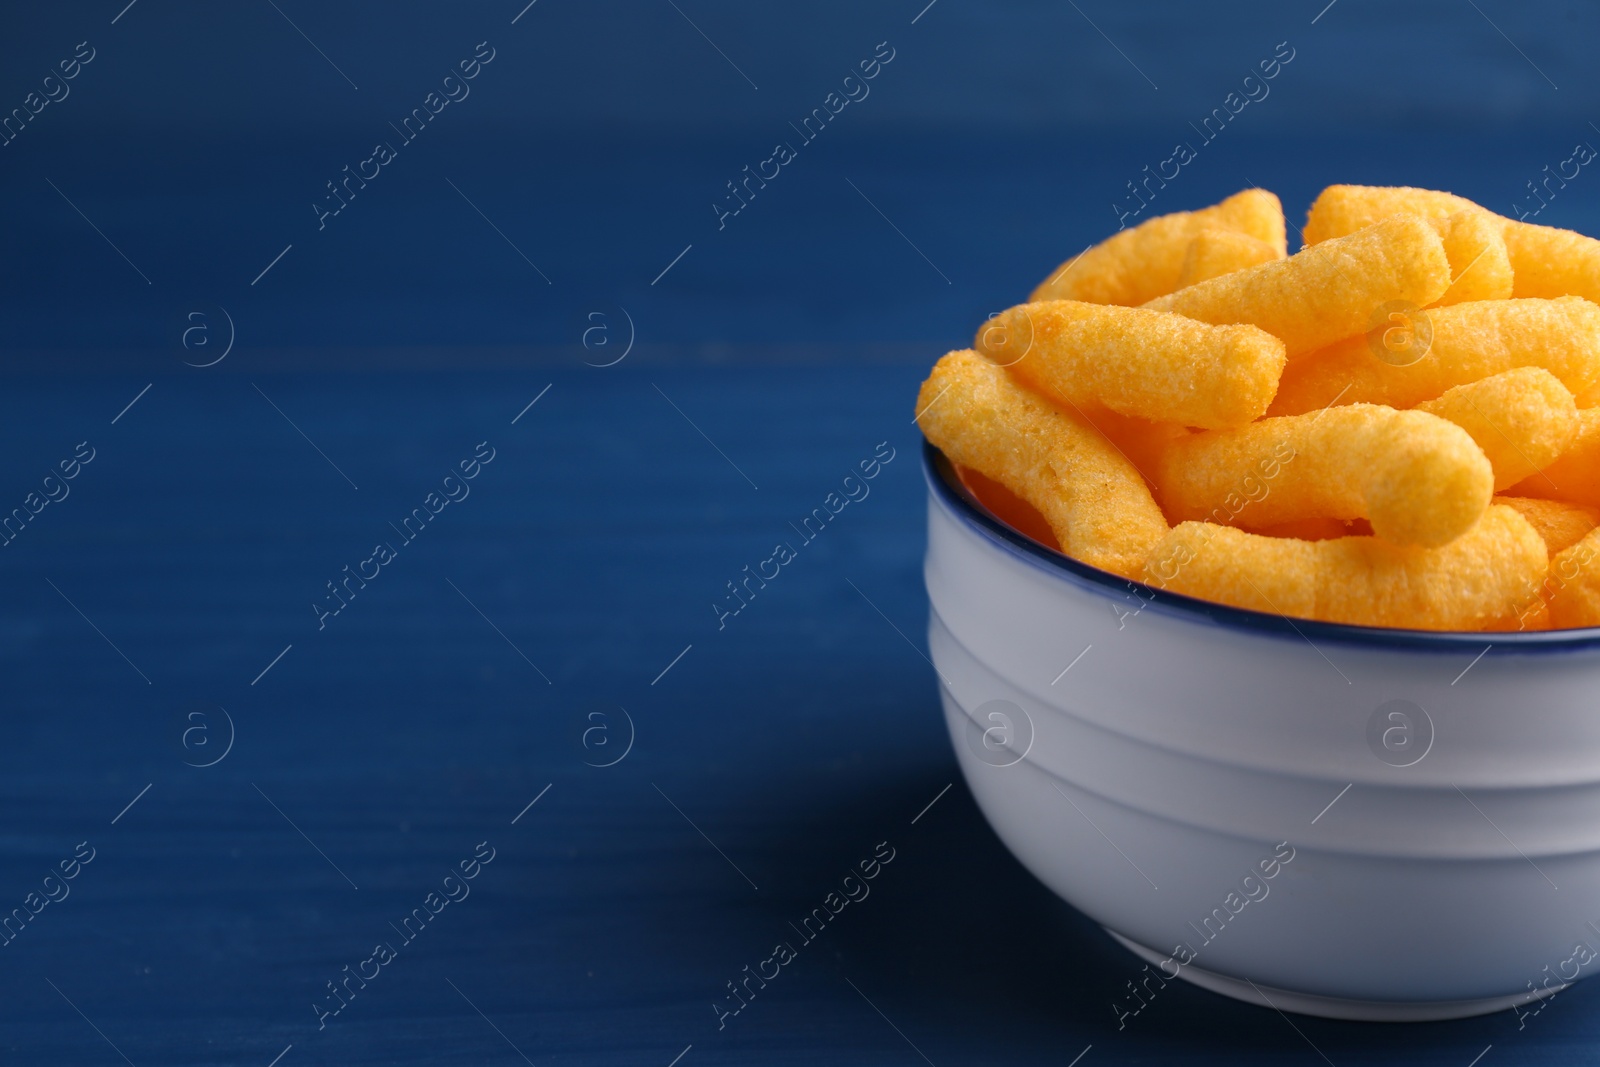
<box><xmin>924</xmin><ymin>442</ymin><xmax>1600</xmax><ymax>1021</ymax></box>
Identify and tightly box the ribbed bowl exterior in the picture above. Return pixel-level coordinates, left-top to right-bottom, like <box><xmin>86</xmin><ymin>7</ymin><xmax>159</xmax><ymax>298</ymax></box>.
<box><xmin>923</xmin><ymin>443</ymin><xmax>1600</xmax><ymax>1006</ymax></box>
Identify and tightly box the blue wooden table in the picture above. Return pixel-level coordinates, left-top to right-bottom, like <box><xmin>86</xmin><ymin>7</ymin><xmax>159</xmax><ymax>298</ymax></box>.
<box><xmin>0</xmin><ymin>360</ymin><xmax>1593</xmax><ymax>1066</ymax></box>
<box><xmin>5</xmin><ymin>0</ymin><xmax>1600</xmax><ymax>1061</ymax></box>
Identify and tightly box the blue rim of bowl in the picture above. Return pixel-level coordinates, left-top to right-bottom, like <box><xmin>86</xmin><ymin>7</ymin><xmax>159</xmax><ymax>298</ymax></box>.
<box><xmin>923</xmin><ymin>438</ymin><xmax>1600</xmax><ymax>653</ymax></box>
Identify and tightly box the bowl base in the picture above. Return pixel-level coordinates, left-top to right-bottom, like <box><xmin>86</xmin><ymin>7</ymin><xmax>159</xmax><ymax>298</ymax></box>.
<box><xmin>1104</xmin><ymin>929</ymin><xmax>1556</xmax><ymax>1022</ymax></box>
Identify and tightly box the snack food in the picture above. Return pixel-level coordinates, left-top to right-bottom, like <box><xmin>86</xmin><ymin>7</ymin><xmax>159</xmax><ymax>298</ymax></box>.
<box><xmin>1546</xmin><ymin>527</ymin><xmax>1600</xmax><ymax>627</ymax></box>
<box><xmin>1144</xmin><ymin>505</ymin><xmax>1545</xmax><ymax>630</ymax></box>
<box><xmin>1030</xmin><ymin>189</ymin><xmax>1287</xmax><ymax>307</ymax></box>
<box><xmin>918</xmin><ymin>184</ymin><xmax>1600</xmax><ymax>630</ymax></box>
<box><xmin>977</xmin><ymin>300</ymin><xmax>1285</xmax><ymax>429</ymax></box>
<box><xmin>1303</xmin><ymin>185</ymin><xmax>1481</xmax><ymax>246</ymax></box>
<box><xmin>1080</xmin><ymin>408</ymin><xmax>1193</xmax><ymax>482</ymax></box>
<box><xmin>1495</xmin><ymin>495</ymin><xmax>1600</xmax><ymax>557</ymax></box>
<box><xmin>914</xmin><ymin>348</ymin><xmax>1168</xmax><ymax>578</ymax></box>
<box><xmin>1268</xmin><ymin>296</ymin><xmax>1600</xmax><ymax>416</ymax></box>
<box><xmin>1305</xmin><ymin>183</ymin><xmax>1600</xmax><ymax>303</ymax></box>
<box><xmin>1415</xmin><ymin>368</ymin><xmax>1578</xmax><ymax>490</ymax></box>
<box><xmin>1508</xmin><ymin>406</ymin><xmax>1600</xmax><ymax>506</ymax></box>
<box><xmin>1503</xmin><ymin>222</ymin><xmax>1600</xmax><ymax>303</ymax></box>
<box><xmin>1255</xmin><ymin>516</ymin><xmax>1369</xmax><ymax>541</ymax></box>
<box><xmin>1177</xmin><ymin>229</ymin><xmax>1282</xmax><ymax>287</ymax></box>
<box><xmin>1429</xmin><ymin>211</ymin><xmax>1514</xmax><ymax>305</ymax></box>
<box><xmin>1157</xmin><ymin>405</ymin><xmax>1492</xmax><ymax>547</ymax></box>
<box><xmin>1142</xmin><ymin>215</ymin><xmax>1452</xmax><ymax>358</ymax></box>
